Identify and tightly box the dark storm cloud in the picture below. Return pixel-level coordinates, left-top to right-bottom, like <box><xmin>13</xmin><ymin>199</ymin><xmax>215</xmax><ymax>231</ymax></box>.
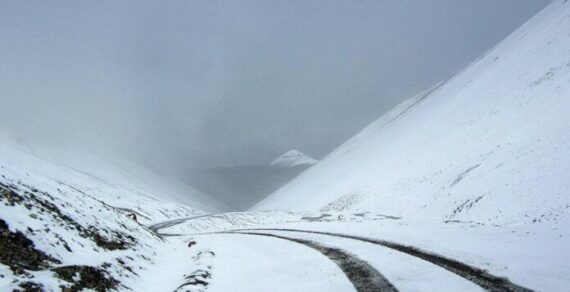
<box><xmin>0</xmin><ymin>0</ymin><xmax>550</xmax><ymax>171</ymax></box>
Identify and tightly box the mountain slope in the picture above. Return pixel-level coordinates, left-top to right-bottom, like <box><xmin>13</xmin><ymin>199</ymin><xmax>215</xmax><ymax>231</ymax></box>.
<box><xmin>253</xmin><ymin>0</ymin><xmax>570</xmax><ymax>227</ymax></box>
<box><xmin>0</xmin><ymin>133</ymin><xmax>223</xmax><ymax>290</ymax></box>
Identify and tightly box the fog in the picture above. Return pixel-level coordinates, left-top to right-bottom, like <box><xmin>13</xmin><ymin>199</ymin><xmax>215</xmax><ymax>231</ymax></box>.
<box><xmin>0</xmin><ymin>0</ymin><xmax>549</xmax><ymax>173</ymax></box>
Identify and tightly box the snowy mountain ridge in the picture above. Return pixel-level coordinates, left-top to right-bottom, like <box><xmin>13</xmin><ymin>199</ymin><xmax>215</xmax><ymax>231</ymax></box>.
<box><xmin>254</xmin><ymin>0</ymin><xmax>570</xmax><ymax>227</ymax></box>
<box><xmin>269</xmin><ymin>149</ymin><xmax>318</xmax><ymax>168</ymax></box>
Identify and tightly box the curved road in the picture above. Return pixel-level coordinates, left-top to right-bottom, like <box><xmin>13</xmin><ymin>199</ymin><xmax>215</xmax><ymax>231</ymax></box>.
<box><xmin>148</xmin><ymin>216</ymin><xmax>534</xmax><ymax>292</ymax></box>
<box><xmin>230</xmin><ymin>231</ymin><xmax>398</xmax><ymax>292</ymax></box>
<box><xmin>147</xmin><ymin>214</ymin><xmax>218</xmax><ymax>233</ymax></box>
<box><xmin>231</xmin><ymin>228</ymin><xmax>533</xmax><ymax>292</ymax></box>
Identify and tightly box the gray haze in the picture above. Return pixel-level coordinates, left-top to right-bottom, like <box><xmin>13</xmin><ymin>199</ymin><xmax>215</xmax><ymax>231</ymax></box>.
<box><xmin>0</xmin><ymin>0</ymin><xmax>550</xmax><ymax>172</ymax></box>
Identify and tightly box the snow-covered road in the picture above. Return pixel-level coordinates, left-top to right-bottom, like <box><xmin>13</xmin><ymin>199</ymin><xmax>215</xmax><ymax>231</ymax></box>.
<box><xmin>195</xmin><ymin>233</ymin><xmax>355</xmax><ymax>292</ymax></box>
<box><xmin>230</xmin><ymin>228</ymin><xmax>531</xmax><ymax>291</ymax></box>
<box><xmin>227</xmin><ymin>231</ymin><xmax>397</xmax><ymax>292</ymax></box>
<box><xmin>147</xmin><ymin>214</ymin><xmax>534</xmax><ymax>292</ymax></box>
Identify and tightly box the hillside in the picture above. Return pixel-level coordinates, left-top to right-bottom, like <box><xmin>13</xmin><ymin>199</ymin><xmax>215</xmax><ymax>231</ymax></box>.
<box><xmin>0</xmin><ymin>133</ymin><xmax>223</xmax><ymax>290</ymax></box>
<box><xmin>254</xmin><ymin>0</ymin><xmax>570</xmax><ymax>227</ymax></box>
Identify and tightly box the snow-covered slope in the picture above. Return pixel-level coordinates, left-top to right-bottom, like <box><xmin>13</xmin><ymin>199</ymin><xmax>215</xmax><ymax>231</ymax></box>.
<box><xmin>0</xmin><ymin>133</ymin><xmax>223</xmax><ymax>290</ymax></box>
<box><xmin>254</xmin><ymin>0</ymin><xmax>570</xmax><ymax>227</ymax></box>
<box><xmin>269</xmin><ymin>149</ymin><xmax>318</xmax><ymax>168</ymax></box>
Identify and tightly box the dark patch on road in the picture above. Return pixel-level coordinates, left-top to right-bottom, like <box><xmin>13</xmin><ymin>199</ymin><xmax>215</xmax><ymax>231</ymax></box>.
<box><xmin>229</xmin><ymin>231</ymin><xmax>398</xmax><ymax>292</ymax></box>
<box><xmin>238</xmin><ymin>228</ymin><xmax>533</xmax><ymax>292</ymax></box>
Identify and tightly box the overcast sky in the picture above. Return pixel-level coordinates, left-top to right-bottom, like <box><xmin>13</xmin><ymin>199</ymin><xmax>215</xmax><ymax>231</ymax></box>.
<box><xmin>0</xmin><ymin>0</ymin><xmax>550</xmax><ymax>172</ymax></box>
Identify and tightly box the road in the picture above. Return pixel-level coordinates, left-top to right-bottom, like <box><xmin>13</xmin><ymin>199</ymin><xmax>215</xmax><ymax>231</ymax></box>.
<box><xmin>148</xmin><ymin>214</ymin><xmax>534</xmax><ymax>292</ymax></box>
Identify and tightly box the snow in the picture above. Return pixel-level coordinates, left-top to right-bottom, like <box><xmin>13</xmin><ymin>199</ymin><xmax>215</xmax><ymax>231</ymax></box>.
<box><xmin>0</xmin><ymin>133</ymin><xmax>223</xmax><ymax>290</ymax></box>
<box><xmin>269</xmin><ymin>149</ymin><xmax>318</xmax><ymax>168</ymax></box>
<box><xmin>253</xmin><ymin>229</ymin><xmax>483</xmax><ymax>292</ymax></box>
<box><xmin>264</xmin><ymin>218</ymin><xmax>570</xmax><ymax>292</ymax></box>
<box><xmin>199</xmin><ymin>233</ymin><xmax>355</xmax><ymax>292</ymax></box>
<box><xmin>146</xmin><ymin>208</ymin><xmax>569</xmax><ymax>291</ymax></box>
<box><xmin>2</xmin><ymin>1</ymin><xmax>570</xmax><ymax>291</ymax></box>
<box><xmin>124</xmin><ymin>236</ymin><xmax>211</xmax><ymax>292</ymax></box>
<box><xmin>254</xmin><ymin>0</ymin><xmax>570</xmax><ymax>228</ymax></box>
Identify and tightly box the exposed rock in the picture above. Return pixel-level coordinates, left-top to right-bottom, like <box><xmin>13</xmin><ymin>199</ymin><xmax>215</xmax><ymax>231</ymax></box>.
<box><xmin>53</xmin><ymin>265</ymin><xmax>119</xmax><ymax>292</ymax></box>
<box><xmin>0</xmin><ymin>218</ymin><xmax>60</xmax><ymax>275</ymax></box>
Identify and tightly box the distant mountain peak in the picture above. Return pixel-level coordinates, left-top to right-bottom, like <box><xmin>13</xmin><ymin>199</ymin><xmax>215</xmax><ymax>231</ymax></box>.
<box><xmin>269</xmin><ymin>149</ymin><xmax>318</xmax><ymax>168</ymax></box>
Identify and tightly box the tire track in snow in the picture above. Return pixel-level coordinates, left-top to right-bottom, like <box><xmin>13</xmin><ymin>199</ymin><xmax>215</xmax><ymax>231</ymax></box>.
<box><xmin>227</xmin><ymin>231</ymin><xmax>398</xmax><ymax>292</ymax></box>
<box><xmin>232</xmin><ymin>228</ymin><xmax>533</xmax><ymax>292</ymax></box>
